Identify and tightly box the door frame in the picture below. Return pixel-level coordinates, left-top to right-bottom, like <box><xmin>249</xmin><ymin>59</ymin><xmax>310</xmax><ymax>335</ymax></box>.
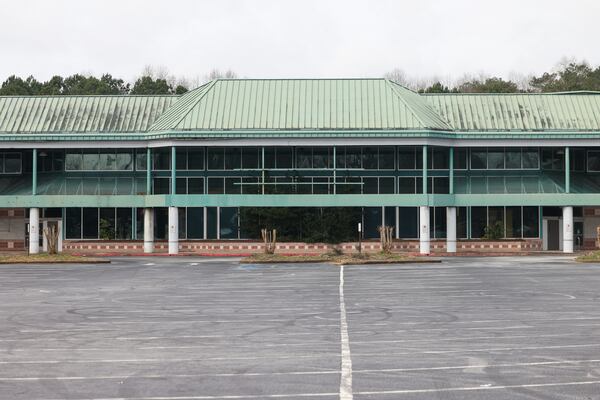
<box><xmin>543</xmin><ymin>217</ymin><xmax>562</xmax><ymax>251</ymax></box>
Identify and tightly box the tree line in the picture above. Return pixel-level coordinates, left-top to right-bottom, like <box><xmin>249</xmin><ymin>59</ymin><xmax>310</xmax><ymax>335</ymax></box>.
<box><xmin>384</xmin><ymin>60</ymin><xmax>600</xmax><ymax>93</ymax></box>
<box><xmin>2</xmin><ymin>60</ymin><xmax>600</xmax><ymax>96</ymax></box>
<box><xmin>0</xmin><ymin>67</ymin><xmax>238</xmax><ymax>96</ymax></box>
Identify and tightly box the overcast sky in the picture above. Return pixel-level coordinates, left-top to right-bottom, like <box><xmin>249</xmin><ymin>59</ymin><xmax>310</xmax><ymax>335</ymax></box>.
<box><xmin>1</xmin><ymin>0</ymin><xmax>599</xmax><ymax>86</ymax></box>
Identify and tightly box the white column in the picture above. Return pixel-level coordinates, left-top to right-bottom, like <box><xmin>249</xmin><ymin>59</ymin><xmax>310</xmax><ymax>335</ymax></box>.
<box><xmin>419</xmin><ymin>206</ymin><xmax>430</xmax><ymax>254</ymax></box>
<box><xmin>563</xmin><ymin>206</ymin><xmax>573</xmax><ymax>253</ymax></box>
<box><xmin>143</xmin><ymin>208</ymin><xmax>154</xmax><ymax>253</ymax></box>
<box><xmin>446</xmin><ymin>206</ymin><xmax>457</xmax><ymax>253</ymax></box>
<box><xmin>29</xmin><ymin>208</ymin><xmax>40</xmax><ymax>254</ymax></box>
<box><xmin>168</xmin><ymin>206</ymin><xmax>179</xmax><ymax>255</ymax></box>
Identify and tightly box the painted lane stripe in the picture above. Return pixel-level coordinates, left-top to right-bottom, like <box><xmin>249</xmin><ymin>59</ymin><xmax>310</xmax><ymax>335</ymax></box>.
<box><xmin>0</xmin><ymin>354</ymin><xmax>341</xmax><ymax>364</ymax></box>
<box><xmin>37</xmin><ymin>394</ymin><xmax>338</xmax><ymax>399</ymax></box>
<box><xmin>354</xmin><ymin>380</ymin><xmax>600</xmax><ymax>395</ymax></box>
<box><xmin>3</xmin><ymin>359</ymin><xmax>600</xmax><ymax>381</ymax></box>
<box><xmin>339</xmin><ymin>265</ymin><xmax>353</xmax><ymax>400</ymax></box>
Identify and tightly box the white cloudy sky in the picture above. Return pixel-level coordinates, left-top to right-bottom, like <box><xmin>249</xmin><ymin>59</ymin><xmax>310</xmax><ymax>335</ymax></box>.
<box><xmin>1</xmin><ymin>0</ymin><xmax>599</xmax><ymax>86</ymax></box>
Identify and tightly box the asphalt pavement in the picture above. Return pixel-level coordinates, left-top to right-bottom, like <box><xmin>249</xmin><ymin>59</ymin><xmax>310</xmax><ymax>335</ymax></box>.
<box><xmin>0</xmin><ymin>255</ymin><xmax>599</xmax><ymax>399</ymax></box>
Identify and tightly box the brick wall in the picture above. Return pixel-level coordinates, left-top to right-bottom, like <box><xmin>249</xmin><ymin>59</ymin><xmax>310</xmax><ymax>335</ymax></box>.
<box><xmin>64</xmin><ymin>239</ymin><xmax>543</xmax><ymax>254</ymax></box>
<box><xmin>0</xmin><ymin>208</ymin><xmax>25</xmax><ymax>251</ymax></box>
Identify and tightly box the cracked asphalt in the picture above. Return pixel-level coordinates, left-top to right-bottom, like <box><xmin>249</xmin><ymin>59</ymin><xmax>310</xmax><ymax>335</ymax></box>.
<box><xmin>0</xmin><ymin>256</ymin><xmax>599</xmax><ymax>399</ymax></box>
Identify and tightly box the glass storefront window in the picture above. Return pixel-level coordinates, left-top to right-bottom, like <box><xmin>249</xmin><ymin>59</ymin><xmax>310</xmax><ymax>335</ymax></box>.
<box><xmin>153</xmin><ymin>178</ymin><xmax>170</xmax><ymax>195</ymax></box>
<box><xmin>522</xmin><ymin>148</ymin><xmax>539</xmax><ymax>169</ymax></box>
<box><xmin>99</xmin><ymin>208</ymin><xmax>116</xmax><ymax>239</ymax></box>
<box><xmin>522</xmin><ymin>206</ymin><xmax>539</xmax><ymax>238</ymax></box>
<box><xmin>82</xmin><ymin>208</ymin><xmax>99</xmax><ymax>239</ymax></box>
<box><xmin>296</xmin><ymin>147</ymin><xmax>312</xmax><ymax>169</ymax></box>
<box><xmin>116</xmin><ymin>208</ymin><xmax>132</xmax><ymax>240</ymax></box>
<box><xmin>431</xmin><ymin>148</ymin><xmax>449</xmax><ymax>170</ymax></box>
<box><xmin>176</xmin><ymin>149</ymin><xmax>188</xmax><ymax>170</ymax></box>
<box><xmin>363</xmin><ymin>177</ymin><xmax>378</xmax><ymax>194</ymax></box>
<box><xmin>398</xmin><ymin>147</ymin><xmax>417</xmax><ymax>170</ymax></box>
<box><xmin>277</xmin><ymin>147</ymin><xmax>293</xmax><ymax>169</ymax></box>
<box><xmin>362</xmin><ymin>147</ymin><xmax>378</xmax><ymax>169</ymax></box>
<box><xmin>208</xmin><ymin>177</ymin><xmax>224</xmax><ymax>194</ymax></box>
<box><xmin>487</xmin><ymin>149</ymin><xmax>504</xmax><ymax>169</ymax></box>
<box><xmin>470</xmin><ymin>206</ymin><xmax>487</xmax><ymax>238</ymax></box>
<box><xmin>505</xmin><ymin>206</ymin><xmax>522</xmax><ymax>238</ymax></box>
<box><xmin>176</xmin><ymin>178</ymin><xmax>187</xmax><ymax>194</ymax></box>
<box><xmin>2</xmin><ymin>153</ymin><xmax>21</xmax><ymax>173</ymax></box>
<box><xmin>65</xmin><ymin>208</ymin><xmax>81</xmax><ymax>239</ymax></box>
<box><xmin>242</xmin><ymin>148</ymin><xmax>260</xmax><ymax>169</ymax></box>
<box><xmin>454</xmin><ymin>148</ymin><xmax>467</xmax><ymax>169</ymax></box>
<box><xmin>187</xmin><ymin>148</ymin><xmax>205</xmax><ymax>170</ymax></box>
<box><xmin>588</xmin><ymin>150</ymin><xmax>600</xmax><ymax>171</ymax></box>
<box><xmin>379</xmin><ymin>177</ymin><xmax>395</xmax><ymax>194</ymax></box>
<box><xmin>457</xmin><ymin>207</ymin><xmax>467</xmax><ymax>238</ymax></box>
<box><xmin>345</xmin><ymin>147</ymin><xmax>361</xmax><ymax>169</ymax></box>
<box><xmin>470</xmin><ymin>149</ymin><xmax>487</xmax><ymax>169</ymax></box>
<box><xmin>505</xmin><ymin>149</ymin><xmax>521</xmax><ymax>169</ymax></box>
<box><xmin>379</xmin><ymin>147</ymin><xmax>395</xmax><ymax>169</ymax></box>
<box><xmin>398</xmin><ymin>177</ymin><xmax>416</xmax><ymax>194</ymax></box>
<box><xmin>207</xmin><ymin>148</ymin><xmax>225</xmax><ymax>170</ymax></box>
<box><xmin>224</xmin><ymin>148</ymin><xmax>241</xmax><ymax>170</ymax></box>
<box><xmin>220</xmin><ymin>207</ymin><xmax>239</xmax><ymax>239</ymax></box>
<box><xmin>186</xmin><ymin>207</ymin><xmax>204</xmax><ymax>239</ymax></box>
<box><xmin>398</xmin><ymin>207</ymin><xmax>418</xmax><ymax>238</ymax></box>
<box><xmin>188</xmin><ymin>178</ymin><xmax>204</xmax><ymax>194</ymax></box>
<box><xmin>135</xmin><ymin>150</ymin><xmax>147</xmax><ymax>171</ymax></box>
<box><xmin>488</xmin><ymin>206</ymin><xmax>505</xmax><ymax>236</ymax></box>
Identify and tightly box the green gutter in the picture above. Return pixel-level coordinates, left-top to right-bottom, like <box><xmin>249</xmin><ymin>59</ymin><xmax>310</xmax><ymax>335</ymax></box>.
<box><xmin>3</xmin><ymin>129</ymin><xmax>600</xmax><ymax>142</ymax></box>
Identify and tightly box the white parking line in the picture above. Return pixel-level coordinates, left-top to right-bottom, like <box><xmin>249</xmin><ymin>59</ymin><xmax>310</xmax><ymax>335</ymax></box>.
<box><xmin>0</xmin><ymin>353</ymin><xmax>341</xmax><ymax>364</ymax></box>
<box><xmin>339</xmin><ymin>265</ymin><xmax>353</xmax><ymax>400</ymax></box>
<box><xmin>354</xmin><ymin>380</ymin><xmax>600</xmax><ymax>395</ymax></box>
<box><xmin>353</xmin><ymin>358</ymin><xmax>600</xmax><ymax>373</ymax></box>
<box><xmin>38</xmin><ymin>394</ymin><xmax>338</xmax><ymax>399</ymax></box>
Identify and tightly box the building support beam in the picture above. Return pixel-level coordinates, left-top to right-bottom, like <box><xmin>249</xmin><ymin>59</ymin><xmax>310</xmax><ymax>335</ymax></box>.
<box><xmin>449</xmin><ymin>147</ymin><xmax>454</xmax><ymax>195</ymax></box>
<box><xmin>29</xmin><ymin>207</ymin><xmax>39</xmax><ymax>254</ymax></box>
<box><xmin>419</xmin><ymin>206</ymin><xmax>430</xmax><ymax>254</ymax></box>
<box><xmin>171</xmin><ymin>146</ymin><xmax>177</xmax><ymax>195</ymax></box>
<box><xmin>143</xmin><ymin>208</ymin><xmax>154</xmax><ymax>253</ymax></box>
<box><xmin>146</xmin><ymin>148</ymin><xmax>152</xmax><ymax>195</ymax></box>
<box><xmin>565</xmin><ymin>146</ymin><xmax>570</xmax><ymax>194</ymax></box>
<box><xmin>563</xmin><ymin>206</ymin><xmax>573</xmax><ymax>253</ymax></box>
<box><xmin>422</xmin><ymin>145</ymin><xmax>428</xmax><ymax>194</ymax></box>
<box><xmin>446</xmin><ymin>206</ymin><xmax>457</xmax><ymax>253</ymax></box>
<box><xmin>32</xmin><ymin>149</ymin><xmax>37</xmax><ymax>195</ymax></box>
<box><xmin>167</xmin><ymin>146</ymin><xmax>179</xmax><ymax>254</ymax></box>
<box><xmin>168</xmin><ymin>207</ymin><xmax>179</xmax><ymax>254</ymax></box>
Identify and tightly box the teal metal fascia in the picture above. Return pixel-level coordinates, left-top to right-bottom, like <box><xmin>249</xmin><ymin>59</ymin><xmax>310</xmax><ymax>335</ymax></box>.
<box><xmin>4</xmin><ymin>193</ymin><xmax>600</xmax><ymax>208</ymax></box>
<box><xmin>3</xmin><ymin>129</ymin><xmax>600</xmax><ymax>142</ymax></box>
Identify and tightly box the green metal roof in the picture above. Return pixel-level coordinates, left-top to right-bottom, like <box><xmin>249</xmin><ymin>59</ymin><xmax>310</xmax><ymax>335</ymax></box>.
<box><xmin>149</xmin><ymin>79</ymin><xmax>452</xmax><ymax>131</ymax></box>
<box><xmin>0</xmin><ymin>95</ymin><xmax>178</xmax><ymax>134</ymax></box>
<box><xmin>1</xmin><ymin>79</ymin><xmax>600</xmax><ymax>139</ymax></box>
<box><xmin>424</xmin><ymin>93</ymin><xmax>600</xmax><ymax>131</ymax></box>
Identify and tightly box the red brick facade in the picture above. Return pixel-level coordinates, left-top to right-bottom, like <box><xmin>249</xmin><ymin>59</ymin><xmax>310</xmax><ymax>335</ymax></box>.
<box><xmin>63</xmin><ymin>239</ymin><xmax>543</xmax><ymax>255</ymax></box>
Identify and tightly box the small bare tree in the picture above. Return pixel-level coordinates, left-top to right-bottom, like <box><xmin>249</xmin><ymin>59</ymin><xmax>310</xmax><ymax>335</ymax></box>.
<box><xmin>378</xmin><ymin>225</ymin><xmax>394</xmax><ymax>253</ymax></box>
<box><xmin>261</xmin><ymin>228</ymin><xmax>277</xmax><ymax>254</ymax></box>
<box><xmin>43</xmin><ymin>225</ymin><xmax>59</xmax><ymax>255</ymax></box>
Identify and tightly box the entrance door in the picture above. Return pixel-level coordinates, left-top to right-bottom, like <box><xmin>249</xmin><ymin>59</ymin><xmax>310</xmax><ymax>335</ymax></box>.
<box><xmin>547</xmin><ymin>219</ymin><xmax>560</xmax><ymax>250</ymax></box>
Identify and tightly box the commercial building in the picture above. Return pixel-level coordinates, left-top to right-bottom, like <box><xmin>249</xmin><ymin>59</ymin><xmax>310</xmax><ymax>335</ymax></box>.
<box><xmin>1</xmin><ymin>79</ymin><xmax>599</xmax><ymax>254</ymax></box>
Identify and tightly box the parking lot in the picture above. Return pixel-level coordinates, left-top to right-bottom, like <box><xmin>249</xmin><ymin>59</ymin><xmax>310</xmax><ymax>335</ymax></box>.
<box><xmin>1</xmin><ymin>256</ymin><xmax>600</xmax><ymax>399</ymax></box>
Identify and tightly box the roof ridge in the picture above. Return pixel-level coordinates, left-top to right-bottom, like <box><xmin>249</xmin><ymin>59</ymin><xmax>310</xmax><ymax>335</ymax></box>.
<box><xmin>422</xmin><ymin>91</ymin><xmax>600</xmax><ymax>96</ymax></box>
<box><xmin>149</xmin><ymin>80</ymin><xmax>216</xmax><ymax>131</ymax></box>
<box><xmin>385</xmin><ymin>80</ymin><xmax>452</xmax><ymax>130</ymax></box>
